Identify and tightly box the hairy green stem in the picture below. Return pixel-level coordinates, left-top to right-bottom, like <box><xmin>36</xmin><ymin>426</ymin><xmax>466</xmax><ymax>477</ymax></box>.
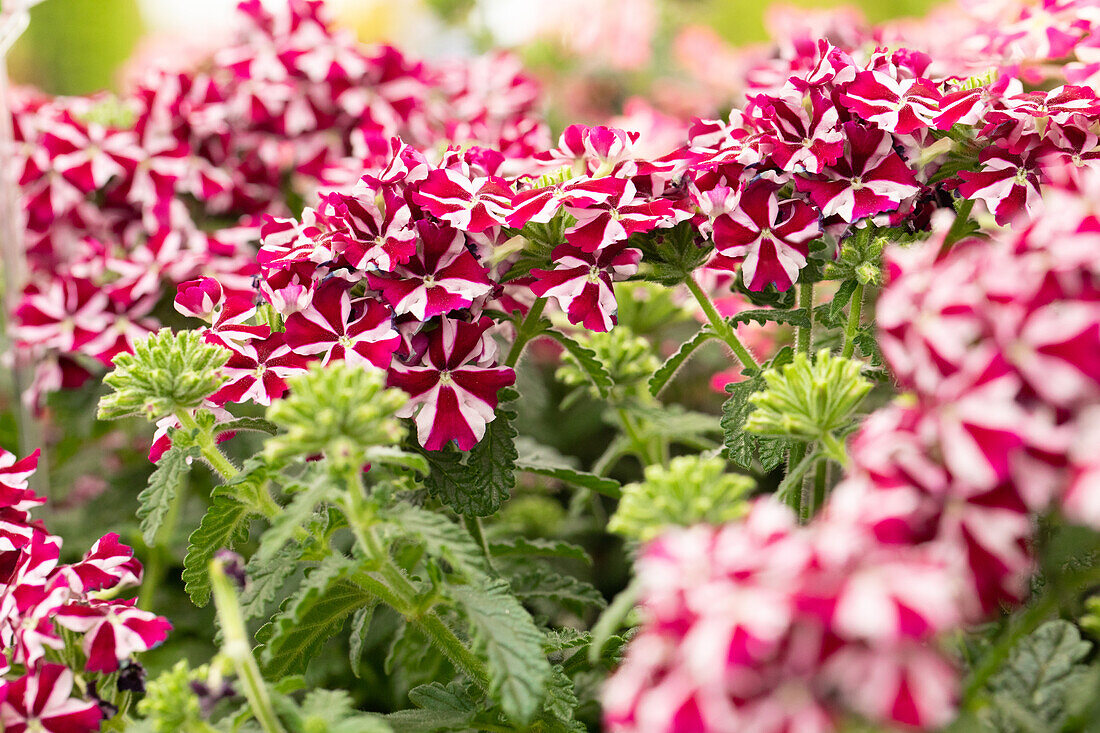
<box><xmin>175</xmin><ymin>410</ymin><xmax>239</xmax><ymax>480</ymax></box>
<box><xmin>504</xmin><ymin>297</ymin><xmax>547</xmax><ymax>368</ymax></box>
<box><xmin>684</xmin><ymin>275</ymin><xmax>757</xmax><ymax>370</ymax></box>
<box><xmin>786</xmin><ymin>280</ymin><xmax>816</xmax><ymax>512</ymax></box>
<box><xmin>342</xmin><ymin>469</ymin><xmax>492</xmax><ymax>693</ymax></box>
<box><xmin>808</xmin><ymin>459</ymin><xmax>828</xmax><ymax>521</ymax></box>
<box><xmin>210</xmin><ymin>559</ymin><xmax>286</xmax><ymax>733</ymax></box>
<box><xmin>841</xmin><ymin>283</ymin><xmax>865</xmax><ymax>359</ymax></box>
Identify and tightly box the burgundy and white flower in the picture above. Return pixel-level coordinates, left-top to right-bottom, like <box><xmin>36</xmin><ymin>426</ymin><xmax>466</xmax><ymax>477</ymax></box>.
<box><xmin>59</xmin><ymin>533</ymin><xmax>143</xmax><ymax>594</ymax></box>
<box><xmin>564</xmin><ymin>178</ymin><xmax>678</xmax><ymax>253</ymax></box>
<box><xmin>415</xmin><ymin>167</ymin><xmax>514</xmax><ymax>233</ymax></box>
<box><xmin>388</xmin><ymin>318</ymin><xmax>516</xmax><ymax>451</ymax></box>
<box><xmin>751</xmin><ymin>86</ymin><xmax>845</xmax><ymax>174</ymax></box>
<box><xmin>205</xmin><ymin>329</ymin><xmax>311</xmax><ymax>406</ymax></box>
<box><xmin>794</xmin><ymin>122</ymin><xmax>920</xmax><ymax>224</ymax></box>
<box><xmin>367</xmin><ymin>221</ymin><xmax>493</xmax><ymax>320</ymax></box>
<box><xmin>530</xmin><ymin>242</ymin><xmax>642</xmax><ymax>332</ymax></box>
<box><xmin>957</xmin><ymin>141</ymin><xmax>1043</xmax><ymax>226</ymax></box>
<box><xmin>0</xmin><ymin>664</ymin><xmax>102</xmax><ymax>733</ymax></box>
<box><xmin>322</xmin><ymin>185</ymin><xmax>417</xmax><ymax>272</ymax></box>
<box><xmin>54</xmin><ymin>599</ymin><xmax>172</xmax><ymax>673</ymax></box>
<box><xmin>0</xmin><ymin>450</ymin><xmax>44</xmax><ymax>514</ymax></box>
<box><xmin>707</xmin><ymin>180</ymin><xmax>821</xmax><ymax>291</ymax></box>
<box><xmin>284</xmin><ymin>282</ymin><xmax>400</xmax><ymax>370</ymax></box>
<box><xmin>839</xmin><ymin>70</ymin><xmax>941</xmax><ymax>135</ymax></box>
<box><xmin>174</xmin><ymin>277</ymin><xmax>226</xmax><ymax>322</ymax></box>
<box><xmin>534</xmin><ymin>124</ymin><xmax>640</xmax><ymax>176</ymax></box>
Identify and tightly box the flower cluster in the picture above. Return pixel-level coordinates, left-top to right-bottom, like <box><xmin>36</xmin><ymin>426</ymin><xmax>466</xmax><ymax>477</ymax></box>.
<box><xmin>602</xmin><ymin>164</ymin><xmax>1100</xmax><ymax>732</ymax></box>
<box><xmin>9</xmin><ymin>0</ymin><xmax>545</xmax><ymax>408</ymax></box>
<box><xmin>0</xmin><ymin>447</ymin><xmax>170</xmax><ymax>732</ymax></box>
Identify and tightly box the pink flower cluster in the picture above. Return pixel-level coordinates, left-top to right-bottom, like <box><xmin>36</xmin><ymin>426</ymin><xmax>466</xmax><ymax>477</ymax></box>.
<box><xmin>9</xmin><ymin>0</ymin><xmax>545</xmax><ymax>408</ymax></box>
<box><xmin>0</xmin><ymin>447</ymin><xmax>170</xmax><ymax>733</ymax></box>
<box><xmin>602</xmin><ymin>167</ymin><xmax>1100</xmax><ymax>732</ymax></box>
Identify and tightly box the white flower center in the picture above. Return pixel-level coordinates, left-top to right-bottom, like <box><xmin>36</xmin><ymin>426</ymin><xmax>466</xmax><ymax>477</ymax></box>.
<box><xmin>586</xmin><ymin>265</ymin><xmax>602</xmax><ymax>283</ymax></box>
<box><xmin>439</xmin><ymin>369</ymin><xmax>454</xmax><ymax>386</ymax></box>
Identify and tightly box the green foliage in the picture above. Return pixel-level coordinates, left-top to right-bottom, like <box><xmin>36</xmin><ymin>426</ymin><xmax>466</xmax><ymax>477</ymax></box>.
<box><xmin>273</xmin><ymin>689</ymin><xmax>392</xmax><ymax>733</ymax></box>
<box><xmin>609</xmin><ymin>454</ymin><xmax>753</xmax><ymax>541</ymax></box>
<box><xmin>633</xmin><ymin>220</ymin><xmax>713</xmax><ymax>286</ymax></box>
<box><xmin>544</xmin><ymin>331</ymin><xmax>614</xmax><ymax>398</ymax></box>
<box><xmin>506</xmin><ymin>564</ymin><xmax>606</xmax><ymax>615</ymax></box>
<box><xmin>981</xmin><ymin>621</ymin><xmax>1098</xmax><ymax>733</ymax></box>
<box><xmin>379</xmin><ymin>502</ymin><xmax>492</xmax><ymax>579</ymax></box>
<box><xmin>745</xmin><ymin>349</ymin><xmax>872</xmax><ymax>442</ymax></box>
<box><xmin>826</xmin><ymin>227</ymin><xmax>888</xmax><ymax>286</ymax></box>
<box><xmin>258</xmin><ymin>557</ymin><xmax>373</xmax><ymax>678</ymax></box>
<box><xmin>721</xmin><ymin>349</ymin><xmax>794</xmax><ymax>473</ymax></box>
<box><xmin>648</xmin><ymin>326</ymin><xmax>717</xmax><ymax>396</ymax></box>
<box><xmin>136</xmin><ymin>661</ymin><xmax>212</xmax><ymax>733</ymax></box>
<box><xmin>449</xmin><ymin>579</ymin><xmax>553</xmax><ymax>725</ymax></box>
<box><xmin>556</xmin><ymin>327</ymin><xmax>659</xmax><ymax>403</ymax></box>
<box><xmin>137</xmin><ymin>442</ymin><xmax>199</xmax><ymax>546</ymax></box>
<box><xmin>98</xmin><ymin>328</ymin><xmax>229</xmax><ymax>421</ymax></box>
<box><xmin>265</xmin><ymin>362</ymin><xmax>408</xmax><ymax>467</ymax></box>
<box><xmin>418</xmin><ymin>390</ymin><xmax>519</xmax><ymax>516</ymax></box>
<box><xmin>182</xmin><ymin>459</ymin><xmax>274</xmax><ymax>606</ymax></box>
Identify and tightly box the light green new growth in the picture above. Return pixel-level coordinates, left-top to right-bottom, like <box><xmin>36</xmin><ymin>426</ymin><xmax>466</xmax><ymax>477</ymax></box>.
<box><xmin>137</xmin><ymin>660</ymin><xmax>217</xmax><ymax>733</ymax></box>
<box><xmin>556</xmin><ymin>326</ymin><xmax>659</xmax><ymax>401</ymax></box>
<box><xmin>608</xmin><ymin>455</ymin><xmax>753</xmax><ymax>541</ymax></box>
<box><xmin>745</xmin><ymin>349</ymin><xmax>871</xmax><ymax>443</ymax></box>
<box><xmin>98</xmin><ymin>328</ymin><xmax>230</xmax><ymax>421</ymax></box>
<box><xmin>264</xmin><ymin>361</ymin><xmax>407</xmax><ymax>466</ymax></box>
<box><xmin>825</xmin><ymin>230</ymin><xmax>887</xmax><ymax>286</ymax></box>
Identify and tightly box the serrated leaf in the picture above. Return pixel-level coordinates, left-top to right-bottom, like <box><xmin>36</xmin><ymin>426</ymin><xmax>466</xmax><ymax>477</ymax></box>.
<box><xmin>380</xmin><ymin>503</ymin><xmax>491</xmax><ymax>580</ymax></box>
<box><xmin>255</xmin><ymin>471</ymin><xmax>332</xmax><ymax>564</ymax></box>
<box><xmin>138</xmin><ymin>444</ymin><xmax>199</xmax><ymax>546</ymax></box>
<box><xmin>507</xmin><ymin>566</ymin><xmax>606</xmax><ymax>614</ymax></box>
<box><xmin>182</xmin><ymin>466</ymin><xmax>267</xmax><ymax>607</ymax></box>
<box><xmin>489</xmin><ymin>538</ymin><xmax>591</xmax><ymax>564</ymax></box>
<box><xmin>515</xmin><ymin>461</ymin><xmax>622</xmax><ymax>499</ymax></box>
<box><xmin>348</xmin><ymin>602</ymin><xmax>378</xmax><ymax>678</ymax></box>
<box><xmin>408</xmin><ymin>681</ymin><xmax>478</xmax><ymax>714</ymax></box>
<box><xmin>828</xmin><ymin>280</ymin><xmax>859</xmax><ymax>322</ymax></box>
<box><xmin>537</xmin><ymin>665</ymin><xmax>584</xmax><ymax>733</ymax></box>
<box><xmin>727</xmin><ymin>307</ymin><xmax>811</xmax><ymax>329</ymax></box>
<box><xmin>649</xmin><ymin>327</ymin><xmax>717</xmax><ymax>396</ymax></box>
<box><xmin>449</xmin><ymin>579</ymin><xmax>552</xmax><ymax>725</ymax></box>
<box><xmin>419</xmin><ymin>392</ymin><xmax>518</xmax><ymax>517</ymax></box>
<box><xmin>983</xmin><ymin>620</ymin><xmax>1095</xmax><ymax>733</ymax></box>
<box><xmin>239</xmin><ymin>544</ymin><xmax>300</xmax><ymax>622</ymax></box>
<box><xmin>258</xmin><ymin>556</ymin><xmax>373</xmax><ymax>678</ymax></box>
<box><xmin>216</xmin><ymin>416</ymin><xmax>278</xmax><ymax>435</ymax></box>
<box><xmin>721</xmin><ymin>375</ymin><xmax>787</xmax><ymax>472</ymax></box>
<box><xmin>544</xmin><ymin>628</ymin><xmax>591</xmax><ymax>655</ymax></box>
<box><xmin>544</xmin><ymin>331</ymin><xmax>613</xmax><ymax>398</ymax></box>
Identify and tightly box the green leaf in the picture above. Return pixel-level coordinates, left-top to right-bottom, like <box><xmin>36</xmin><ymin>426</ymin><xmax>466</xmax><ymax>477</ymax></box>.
<box><xmin>648</xmin><ymin>327</ymin><xmax>717</xmax><ymax>396</ymax></box>
<box><xmin>449</xmin><ymin>579</ymin><xmax>553</xmax><ymax>725</ymax></box>
<box><xmin>632</xmin><ymin>220</ymin><xmax>713</xmax><ymax>286</ymax></box>
<box><xmin>138</xmin><ymin>444</ymin><xmax>199</xmax><ymax>546</ymax></box>
<box><xmin>515</xmin><ymin>461</ymin><xmax>621</xmax><ymax>499</ymax></box>
<box><xmin>239</xmin><ymin>544</ymin><xmax>300</xmax><ymax>622</ymax></box>
<box><xmin>588</xmin><ymin>580</ymin><xmax>640</xmax><ymax>666</ymax></box>
<box><xmin>721</xmin><ymin>374</ymin><xmax>788</xmax><ymax>472</ymax></box>
<box><xmin>727</xmin><ymin>307</ymin><xmax>811</xmax><ymax>329</ymax></box>
<box><xmin>543</xmin><ymin>331</ymin><xmax>613</xmax><ymax>398</ymax></box>
<box><xmin>255</xmin><ymin>471</ymin><xmax>332</xmax><ymax>564</ymax></box>
<box><xmin>408</xmin><ymin>681</ymin><xmax>478</xmax><ymax>714</ymax></box>
<box><xmin>537</xmin><ymin>665</ymin><xmax>585</xmax><ymax>733</ymax></box>
<box><xmin>181</xmin><ymin>461</ymin><xmax>270</xmax><ymax>606</ymax></box>
<box><xmin>828</xmin><ymin>280</ymin><xmax>859</xmax><ymax>322</ymax></box>
<box><xmin>489</xmin><ymin>538</ymin><xmax>591</xmax><ymax>564</ymax></box>
<box><xmin>380</xmin><ymin>503</ymin><xmax>491</xmax><ymax>580</ymax></box>
<box><xmin>507</xmin><ymin>566</ymin><xmax>606</xmax><ymax>615</ymax></box>
<box><xmin>982</xmin><ymin>620</ymin><xmax>1095</xmax><ymax>733</ymax></box>
<box><xmin>258</xmin><ymin>556</ymin><xmax>373</xmax><ymax>678</ymax></box>
<box><xmin>419</xmin><ymin>392</ymin><xmax>518</xmax><ymax>517</ymax></box>
<box><xmin>363</xmin><ymin>446</ymin><xmax>430</xmax><ymax>476</ymax></box>
<box><xmin>348</xmin><ymin>602</ymin><xmax>378</xmax><ymax>678</ymax></box>
<box><xmin>383</xmin><ymin>708</ymin><xmax>473</xmax><ymax>733</ymax></box>
<box><xmin>216</xmin><ymin>416</ymin><xmax>278</xmax><ymax>435</ymax></box>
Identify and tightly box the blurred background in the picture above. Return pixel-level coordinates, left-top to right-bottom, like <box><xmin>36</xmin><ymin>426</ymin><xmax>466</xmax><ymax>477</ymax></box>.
<box><xmin>12</xmin><ymin>0</ymin><xmax>939</xmax><ymax>119</ymax></box>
